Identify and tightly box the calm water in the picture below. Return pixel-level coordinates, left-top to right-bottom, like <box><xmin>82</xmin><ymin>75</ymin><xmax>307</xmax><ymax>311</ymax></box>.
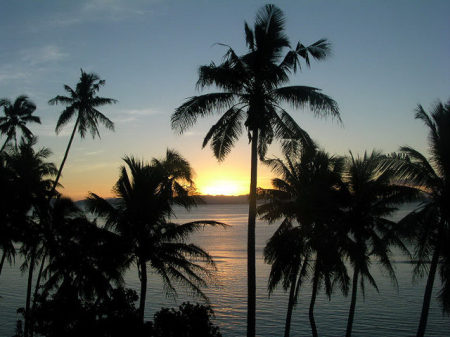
<box><xmin>0</xmin><ymin>204</ymin><xmax>449</xmax><ymax>336</ymax></box>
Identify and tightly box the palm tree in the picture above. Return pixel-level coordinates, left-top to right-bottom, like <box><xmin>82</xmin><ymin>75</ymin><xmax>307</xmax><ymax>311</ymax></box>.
<box><xmin>41</xmin><ymin>214</ymin><xmax>127</xmax><ymax>304</ymax></box>
<box><xmin>6</xmin><ymin>138</ymin><xmax>57</xmax><ymax>337</ymax></box>
<box><xmin>258</xmin><ymin>145</ymin><xmax>348</xmax><ymax>337</ymax></box>
<box><xmin>0</xmin><ymin>95</ymin><xmax>40</xmax><ymax>152</ymax></box>
<box><xmin>381</xmin><ymin>100</ymin><xmax>450</xmax><ymax>337</ymax></box>
<box><xmin>343</xmin><ymin>151</ymin><xmax>418</xmax><ymax>337</ymax></box>
<box><xmin>0</xmin><ymin>151</ymin><xmax>16</xmax><ymax>277</ymax></box>
<box><xmin>48</xmin><ymin>69</ymin><xmax>116</xmax><ymax>196</ymax></box>
<box><xmin>31</xmin><ymin>197</ymin><xmax>87</xmax><ymax>309</ymax></box>
<box><xmin>263</xmin><ymin>219</ymin><xmax>309</xmax><ymax>337</ymax></box>
<box><xmin>171</xmin><ymin>5</ymin><xmax>339</xmax><ymax>335</ymax></box>
<box><xmin>87</xmin><ymin>150</ymin><xmax>226</xmax><ymax>323</ymax></box>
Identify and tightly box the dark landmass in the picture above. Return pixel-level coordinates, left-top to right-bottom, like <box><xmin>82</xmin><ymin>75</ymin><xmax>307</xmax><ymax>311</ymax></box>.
<box><xmin>76</xmin><ymin>195</ymin><xmax>250</xmax><ymax>208</ymax></box>
<box><xmin>198</xmin><ymin>195</ymin><xmax>249</xmax><ymax>204</ymax></box>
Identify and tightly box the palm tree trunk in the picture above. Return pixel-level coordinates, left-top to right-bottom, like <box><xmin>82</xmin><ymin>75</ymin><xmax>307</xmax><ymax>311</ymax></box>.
<box><xmin>284</xmin><ymin>272</ymin><xmax>297</xmax><ymax>337</ymax></box>
<box><xmin>0</xmin><ymin>250</ymin><xmax>6</xmax><ymax>277</ymax></box>
<box><xmin>0</xmin><ymin>139</ymin><xmax>9</xmax><ymax>152</ymax></box>
<box><xmin>24</xmin><ymin>252</ymin><xmax>36</xmax><ymax>337</ymax></box>
<box><xmin>31</xmin><ymin>252</ymin><xmax>46</xmax><ymax>310</ymax></box>
<box><xmin>49</xmin><ymin>117</ymin><xmax>79</xmax><ymax>198</ymax></box>
<box><xmin>346</xmin><ymin>267</ymin><xmax>359</xmax><ymax>337</ymax></box>
<box><xmin>416</xmin><ymin>243</ymin><xmax>441</xmax><ymax>337</ymax></box>
<box><xmin>309</xmin><ymin>263</ymin><xmax>319</xmax><ymax>337</ymax></box>
<box><xmin>247</xmin><ymin>128</ymin><xmax>258</xmax><ymax>337</ymax></box>
<box><xmin>138</xmin><ymin>259</ymin><xmax>148</xmax><ymax>323</ymax></box>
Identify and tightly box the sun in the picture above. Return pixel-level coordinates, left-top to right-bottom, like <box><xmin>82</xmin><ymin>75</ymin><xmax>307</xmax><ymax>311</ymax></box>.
<box><xmin>199</xmin><ymin>180</ymin><xmax>247</xmax><ymax>196</ymax></box>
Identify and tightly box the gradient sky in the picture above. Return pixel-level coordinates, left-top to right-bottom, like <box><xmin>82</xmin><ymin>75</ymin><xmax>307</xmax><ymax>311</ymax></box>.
<box><xmin>1</xmin><ymin>0</ymin><xmax>449</xmax><ymax>200</ymax></box>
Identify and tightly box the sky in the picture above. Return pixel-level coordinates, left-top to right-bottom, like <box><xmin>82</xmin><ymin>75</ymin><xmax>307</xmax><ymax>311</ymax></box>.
<box><xmin>0</xmin><ymin>0</ymin><xmax>449</xmax><ymax>200</ymax></box>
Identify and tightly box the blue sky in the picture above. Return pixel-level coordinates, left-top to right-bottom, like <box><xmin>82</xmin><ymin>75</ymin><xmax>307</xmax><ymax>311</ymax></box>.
<box><xmin>1</xmin><ymin>0</ymin><xmax>449</xmax><ymax>199</ymax></box>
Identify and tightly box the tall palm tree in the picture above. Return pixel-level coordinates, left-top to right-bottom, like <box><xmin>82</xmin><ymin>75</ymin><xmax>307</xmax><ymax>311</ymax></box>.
<box><xmin>6</xmin><ymin>138</ymin><xmax>57</xmax><ymax>337</ymax></box>
<box><xmin>381</xmin><ymin>100</ymin><xmax>450</xmax><ymax>337</ymax></box>
<box><xmin>258</xmin><ymin>145</ymin><xmax>348</xmax><ymax>337</ymax></box>
<box><xmin>343</xmin><ymin>151</ymin><xmax>418</xmax><ymax>337</ymax></box>
<box><xmin>171</xmin><ymin>5</ymin><xmax>339</xmax><ymax>335</ymax></box>
<box><xmin>48</xmin><ymin>69</ymin><xmax>116</xmax><ymax>196</ymax></box>
<box><xmin>262</xmin><ymin>219</ymin><xmax>309</xmax><ymax>337</ymax></box>
<box><xmin>87</xmin><ymin>150</ymin><xmax>226</xmax><ymax>323</ymax></box>
<box><xmin>0</xmin><ymin>151</ymin><xmax>16</xmax><ymax>277</ymax></box>
<box><xmin>0</xmin><ymin>95</ymin><xmax>40</xmax><ymax>152</ymax></box>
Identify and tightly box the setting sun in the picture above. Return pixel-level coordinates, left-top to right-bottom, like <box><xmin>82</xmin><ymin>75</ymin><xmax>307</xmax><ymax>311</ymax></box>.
<box><xmin>199</xmin><ymin>180</ymin><xmax>247</xmax><ymax>196</ymax></box>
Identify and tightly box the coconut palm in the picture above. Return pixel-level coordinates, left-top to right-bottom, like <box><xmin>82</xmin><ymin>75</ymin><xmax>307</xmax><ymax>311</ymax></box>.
<box><xmin>48</xmin><ymin>69</ymin><xmax>116</xmax><ymax>196</ymax></box>
<box><xmin>0</xmin><ymin>95</ymin><xmax>40</xmax><ymax>152</ymax></box>
<box><xmin>343</xmin><ymin>151</ymin><xmax>418</xmax><ymax>337</ymax></box>
<box><xmin>0</xmin><ymin>151</ymin><xmax>16</xmax><ymax>277</ymax></box>
<box><xmin>258</xmin><ymin>145</ymin><xmax>348</xmax><ymax>337</ymax></box>
<box><xmin>6</xmin><ymin>138</ymin><xmax>57</xmax><ymax>337</ymax></box>
<box><xmin>41</xmin><ymin>214</ymin><xmax>127</xmax><ymax>304</ymax></box>
<box><xmin>87</xmin><ymin>150</ymin><xmax>226</xmax><ymax>323</ymax></box>
<box><xmin>171</xmin><ymin>5</ymin><xmax>339</xmax><ymax>335</ymax></box>
<box><xmin>381</xmin><ymin>100</ymin><xmax>450</xmax><ymax>337</ymax></box>
<box><xmin>263</xmin><ymin>219</ymin><xmax>309</xmax><ymax>337</ymax></box>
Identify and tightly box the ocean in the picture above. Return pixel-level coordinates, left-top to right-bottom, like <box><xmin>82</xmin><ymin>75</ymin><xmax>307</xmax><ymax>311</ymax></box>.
<box><xmin>0</xmin><ymin>203</ymin><xmax>448</xmax><ymax>336</ymax></box>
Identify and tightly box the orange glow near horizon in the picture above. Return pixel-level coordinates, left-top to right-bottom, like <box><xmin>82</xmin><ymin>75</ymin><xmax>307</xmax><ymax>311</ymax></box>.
<box><xmin>199</xmin><ymin>179</ymin><xmax>246</xmax><ymax>196</ymax></box>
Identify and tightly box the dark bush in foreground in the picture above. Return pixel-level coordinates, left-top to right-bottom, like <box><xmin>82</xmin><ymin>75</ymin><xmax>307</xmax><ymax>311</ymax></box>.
<box><xmin>14</xmin><ymin>291</ymin><xmax>221</xmax><ymax>337</ymax></box>
<box><xmin>17</xmin><ymin>288</ymin><xmax>150</xmax><ymax>337</ymax></box>
<box><xmin>153</xmin><ymin>302</ymin><xmax>221</xmax><ymax>337</ymax></box>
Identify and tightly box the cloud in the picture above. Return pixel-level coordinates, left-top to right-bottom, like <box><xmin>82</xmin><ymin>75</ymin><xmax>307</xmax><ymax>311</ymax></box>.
<box><xmin>0</xmin><ymin>66</ymin><xmax>28</xmax><ymax>82</ymax></box>
<box><xmin>183</xmin><ymin>131</ymin><xmax>202</xmax><ymax>137</ymax></box>
<box><xmin>122</xmin><ymin>108</ymin><xmax>161</xmax><ymax>116</ymax></box>
<box><xmin>47</xmin><ymin>0</ymin><xmax>156</xmax><ymax>27</ymax></box>
<box><xmin>85</xmin><ymin>150</ymin><xmax>104</xmax><ymax>156</ymax></box>
<box><xmin>67</xmin><ymin>161</ymin><xmax>114</xmax><ymax>172</ymax></box>
<box><xmin>82</xmin><ymin>0</ymin><xmax>151</xmax><ymax>18</ymax></box>
<box><xmin>21</xmin><ymin>45</ymin><xmax>67</xmax><ymax>65</ymax></box>
<box><xmin>111</xmin><ymin>107</ymin><xmax>162</xmax><ymax>123</ymax></box>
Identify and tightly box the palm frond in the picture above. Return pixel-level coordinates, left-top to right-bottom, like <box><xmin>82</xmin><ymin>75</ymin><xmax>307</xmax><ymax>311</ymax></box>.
<box><xmin>172</xmin><ymin>93</ymin><xmax>237</xmax><ymax>134</ymax></box>
<box><xmin>202</xmin><ymin>106</ymin><xmax>244</xmax><ymax>161</ymax></box>
<box><xmin>273</xmin><ymin>86</ymin><xmax>340</xmax><ymax>121</ymax></box>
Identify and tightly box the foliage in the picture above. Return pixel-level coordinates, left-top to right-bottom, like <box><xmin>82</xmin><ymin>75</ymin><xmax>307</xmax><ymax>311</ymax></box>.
<box><xmin>152</xmin><ymin>302</ymin><xmax>221</xmax><ymax>337</ymax></box>
<box><xmin>87</xmin><ymin>150</ymin><xmax>226</xmax><ymax>321</ymax></box>
<box><xmin>25</xmin><ymin>287</ymin><xmax>148</xmax><ymax>337</ymax></box>
<box><xmin>259</xmin><ymin>145</ymin><xmax>349</xmax><ymax>337</ymax></box>
<box><xmin>171</xmin><ymin>5</ymin><xmax>339</xmax><ymax>161</ymax></box>
<box><xmin>48</xmin><ymin>69</ymin><xmax>116</xmax><ymax>197</ymax></box>
<box><xmin>0</xmin><ymin>95</ymin><xmax>40</xmax><ymax>152</ymax></box>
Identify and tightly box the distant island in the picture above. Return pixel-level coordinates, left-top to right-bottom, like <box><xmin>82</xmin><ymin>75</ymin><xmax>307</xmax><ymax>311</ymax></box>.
<box><xmin>198</xmin><ymin>195</ymin><xmax>249</xmax><ymax>204</ymax></box>
<box><xmin>76</xmin><ymin>195</ymin><xmax>250</xmax><ymax>207</ymax></box>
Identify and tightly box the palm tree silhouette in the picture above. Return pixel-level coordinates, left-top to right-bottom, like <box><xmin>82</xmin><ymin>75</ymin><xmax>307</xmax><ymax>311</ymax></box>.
<box><xmin>0</xmin><ymin>151</ymin><xmax>17</xmax><ymax>277</ymax></box>
<box><xmin>171</xmin><ymin>5</ymin><xmax>339</xmax><ymax>335</ymax></box>
<box><xmin>0</xmin><ymin>95</ymin><xmax>40</xmax><ymax>152</ymax></box>
<box><xmin>87</xmin><ymin>150</ymin><xmax>226</xmax><ymax>322</ymax></box>
<box><xmin>41</xmin><ymin>212</ymin><xmax>127</xmax><ymax>304</ymax></box>
<box><xmin>343</xmin><ymin>151</ymin><xmax>417</xmax><ymax>337</ymax></box>
<box><xmin>382</xmin><ymin>100</ymin><xmax>450</xmax><ymax>337</ymax></box>
<box><xmin>258</xmin><ymin>145</ymin><xmax>348</xmax><ymax>337</ymax></box>
<box><xmin>48</xmin><ymin>69</ymin><xmax>116</xmax><ymax>196</ymax></box>
<box><xmin>6</xmin><ymin>138</ymin><xmax>57</xmax><ymax>337</ymax></box>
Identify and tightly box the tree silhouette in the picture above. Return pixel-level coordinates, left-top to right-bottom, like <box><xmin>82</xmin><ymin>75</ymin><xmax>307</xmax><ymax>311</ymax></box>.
<box><xmin>171</xmin><ymin>5</ymin><xmax>339</xmax><ymax>335</ymax></box>
<box><xmin>0</xmin><ymin>95</ymin><xmax>40</xmax><ymax>152</ymax></box>
<box><xmin>258</xmin><ymin>145</ymin><xmax>348</xmax><ymax>337</ymax></box>
<box><xmin>6</xmin><ymin>138</ymin><xmax>57</xmax><ymax>337</ymax></box>
<box><xmin>381</xmin><ymin>99</ymin><xmax>450</xmax><ymax>337</ymax></box>
<box><xmin>87</xmin><ymin>150</ymin><xmax>226</xmax><ymax>322</ymax></box>
<box><xmin>48</xmin><ymin>69</ymin><xmax>116</xmax><ymax>197</ymax></box>
<box><xmin>342</xmin><ymin>151</ymin><xmax>417</xmax><ymax>337</ymax></box>
<box><xmin>0</xmin><ymin>150</ymin><xmax>16</xmax><ymax>277</ymax></box>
